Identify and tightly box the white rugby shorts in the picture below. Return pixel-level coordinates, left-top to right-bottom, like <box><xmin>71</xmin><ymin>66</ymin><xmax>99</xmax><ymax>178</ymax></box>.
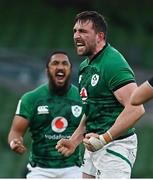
<box><xmin>26</xmin><ymin>164</ymin><xmax>82</xmax><ymax>178</ymax></box>
<box><xmin>81</xmin><ymin>134</ymin><xmax>137</xmax><ymax>178</ymax></box>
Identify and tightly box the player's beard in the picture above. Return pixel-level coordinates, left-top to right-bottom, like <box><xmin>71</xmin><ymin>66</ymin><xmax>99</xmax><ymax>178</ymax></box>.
<box><xmin>47</xmin><ymin>71</ymin><xmax>71</xmax><ymax>96</ymax></box>
<box><xmin>75</xmin><ymin>41</ymin><xmax>96</xmax><ymax>57</ymax></box>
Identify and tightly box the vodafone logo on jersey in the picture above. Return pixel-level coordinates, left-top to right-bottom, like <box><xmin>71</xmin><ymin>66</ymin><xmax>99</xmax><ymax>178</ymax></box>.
<box><xmin>51</xmin><ymin>117</ymin><xmax>68</xmax><ymax>133</ymax></box>
<box><xmin>80</xmin><ymin>87</ymin><xmax>87</xmax><ymax>101</ymax></box>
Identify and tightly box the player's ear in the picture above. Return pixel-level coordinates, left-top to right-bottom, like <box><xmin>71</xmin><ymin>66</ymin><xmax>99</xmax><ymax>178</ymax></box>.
<box><xmin>97</xmin><ymin>32</ymin><xmax>104</xmax><ymax>43</ymax></box>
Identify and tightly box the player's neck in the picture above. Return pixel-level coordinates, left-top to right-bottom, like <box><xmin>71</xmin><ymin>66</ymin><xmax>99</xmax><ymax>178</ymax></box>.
<box><xmin>48</xmin><ymin>81</ymin><xmax>71</xmax><ymax>96</ymax></box>
<box><xmin>88</xmin><ymin>41</ymin><xmax>106</xmax><ymax>61</ymax></box>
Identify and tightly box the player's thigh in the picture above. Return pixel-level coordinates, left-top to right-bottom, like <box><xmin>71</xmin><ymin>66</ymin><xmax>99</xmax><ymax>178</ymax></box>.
<box><xmin>62</xmin><ymin>166</ymin><xmax>82</xmax><ymax>178</ymax></box>
<box><xmin>26</xmin><ymin>164</ymin><xmax>55</xmax><ymax>178</ymax></box>
<box><xmin>27</xmin><ymin>164</ymin><xmax>82</xmax><ymax>178</ymax></box>
<box><xmin>92</xmin><ymin>134</ymin><xmax>137</xmax><ymax>178</ymax></box>
<box><xmin>81</xmin><ymin>149</ymin><xmax>96</xmax><ymax>178</ymax></box>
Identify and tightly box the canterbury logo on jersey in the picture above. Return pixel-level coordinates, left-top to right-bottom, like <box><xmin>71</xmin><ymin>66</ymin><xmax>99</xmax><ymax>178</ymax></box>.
<box><xmin>37</xmin><ymin>105</ymin><xmax>49</xmax><ymax>114</ymax></box>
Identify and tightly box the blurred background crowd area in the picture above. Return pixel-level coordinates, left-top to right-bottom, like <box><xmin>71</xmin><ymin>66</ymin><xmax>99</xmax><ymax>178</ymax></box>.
<box><xmin>0</xmin><ymin>0</ymin><xmax>153</xmax><ymax>178</ymax></box>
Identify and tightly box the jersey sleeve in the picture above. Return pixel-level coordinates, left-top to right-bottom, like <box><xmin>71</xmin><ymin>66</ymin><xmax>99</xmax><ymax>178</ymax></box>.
<box><xmin>104</xmin><ymin>54</ymin><xmax>135</xmax><ymax>91</ymax></box>
<box><xmin>15</xmin><ymin>93</ymin><xmax>34</xmax><ymax>121</ymax></box>
<box><xmin>148</xmin><ymin>77</ymin><xmax>153</xmax><ymax>87</ymax></box>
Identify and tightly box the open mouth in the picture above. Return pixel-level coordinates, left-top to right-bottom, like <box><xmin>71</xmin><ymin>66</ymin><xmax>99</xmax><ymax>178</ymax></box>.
<box><xmin>76</xmin><ymin>42</ymin><xmax>85</xmax><ymax>48</ymax></box>
<box><xmin>76</xmin><ymin>42</ymin><xmax>85</xmax><ymax>47</ymax></box>
<box><xmin>55</xmin><ymin>71</ymin><xmax>65</xmax><ymax>80</ymax></box>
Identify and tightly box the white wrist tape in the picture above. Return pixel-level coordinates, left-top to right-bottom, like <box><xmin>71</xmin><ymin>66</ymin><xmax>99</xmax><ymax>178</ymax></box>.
<box><xmin>88</xmin><ymin>136</ymin><xmax>106</xmax><ymax>151</ymax></box>
<box><xmin>99</xmin><ymin>135</ymin><xmax>107</xmax><ymax>144</ymax></box>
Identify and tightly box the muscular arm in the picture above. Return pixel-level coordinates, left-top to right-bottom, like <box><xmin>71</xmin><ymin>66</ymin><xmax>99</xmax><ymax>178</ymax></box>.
<box><xmin>130</xmin><ymin>81</ymin><xmax>153</xmax><ymax>105</ymax></box>
<box><xmin>105</xmin><ymin>83</ymin><xmax>145</xmax><ymax>140</ymax></box>
<box><xmin>56</xmin><ymin>114</ymin><xmax>86</xmax><ymax>156</ymax></box>
<box><xmin>69</xmin><ymin>113</ymin><xmax>86</xmax><ymax>146</ymax></box>
<box><xmin>8</xmin><ymin>115</ymin><xmax>29</xmax><ymax>154</ymax></box>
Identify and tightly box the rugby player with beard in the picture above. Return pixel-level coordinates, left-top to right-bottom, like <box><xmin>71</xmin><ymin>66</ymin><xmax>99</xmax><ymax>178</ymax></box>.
<box><xmin>8</xmin><ymin>51</ymin><xmax>84</xmax><ymax>178</ymax></box>
<box><xmin>56</xmin><ymin>11</ymin><xmax>145</xmax><ymax>178</ymax></box>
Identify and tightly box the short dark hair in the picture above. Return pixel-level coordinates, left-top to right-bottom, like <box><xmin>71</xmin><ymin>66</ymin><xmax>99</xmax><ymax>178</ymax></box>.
<box><xmin>74</xmin><ymin>11</ymin><xmax>107</xmax><ymax>40</ymax></box>
<box><xmin>46</xmin><ymin>51</ymin><xmax>72</xmax><ymax>68</ymax></box>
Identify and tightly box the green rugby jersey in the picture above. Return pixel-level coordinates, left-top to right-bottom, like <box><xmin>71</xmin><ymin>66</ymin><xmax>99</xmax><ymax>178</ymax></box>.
<box><xmin>16</xmin><ymin>83</ymin><xmax>83</xmax><ymax>168</ymax></box>
<box><xmin>79</xmin><ymin>43</ymin><xmax>135</xmax><ymax>136</ymax></box>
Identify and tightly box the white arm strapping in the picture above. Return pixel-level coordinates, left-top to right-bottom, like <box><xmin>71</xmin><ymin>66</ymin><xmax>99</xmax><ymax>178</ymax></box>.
<box><xmin>88</xmin><ymin>135</ymin><xmax>107</xmax><ymax>151</ymax></box>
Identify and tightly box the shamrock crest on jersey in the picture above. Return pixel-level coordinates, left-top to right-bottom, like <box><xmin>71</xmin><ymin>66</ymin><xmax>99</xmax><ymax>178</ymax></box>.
<box><xmin>91</xmin><ymin>74</ymin><xmax>99</xmax><ymax>86</ymax></box>
<box><xmin>51</xmin><ymin>117</ymin><xmax>68</xmax><ymax>133</ymax></box>
<box><xmin>71</xmin><ymin>105</ymin><xmax>82</xmax><ymax>117</ymax></box>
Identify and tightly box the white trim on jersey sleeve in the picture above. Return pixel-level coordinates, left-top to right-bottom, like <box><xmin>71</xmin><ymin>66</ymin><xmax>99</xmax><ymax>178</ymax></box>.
<box><xmin>15</xmin><ymin>99</ymin><xmax>22</xmax><ymax>114</ymax></box>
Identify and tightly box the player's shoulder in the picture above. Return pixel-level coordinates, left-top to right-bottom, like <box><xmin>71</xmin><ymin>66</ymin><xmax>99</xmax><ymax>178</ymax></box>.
<box><xmin>101</xmin><ymin>44</ymin><xmax>130</xmax><ymax>70</ymax></box>
<box><xmin>68</xmin><ymin>84</ymin><xmax>81</xmax><ymax>100</ymax></box>
<box><xmin>104</xmin><ymin>43</ymin><xmax>126</xmax><ymax>61</ymax></box>
<box><xmin>70</xmin><ymin>84</ymin><xmax>79</xmax><ymax>91</ymax></box>
<box><xmin>79</xmin><ymin>58</ymin><xmax>88</xmax><ymax>71</ymax></box>
<box><xmin>69</xmin><ymin>84</ymin><xmax>79</xmax><ymax>95</ymax></box>
<box><xmin>22</xmin><ymin>83</ymin><xmax>48</xmax><ymax>100</ymax></box>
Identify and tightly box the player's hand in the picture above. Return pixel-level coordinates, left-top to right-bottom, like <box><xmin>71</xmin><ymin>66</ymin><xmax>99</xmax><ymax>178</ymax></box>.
<box><xmin>84</xmin><ymin>132</ymin><xmax>99</xmax><ymax>139</ymax></box>
<box><xmin>9</xmin><ymin>138</ymin><xmax>26</xmax><ymax>154</ymax></box>
<box><xmin>56</xmin><ymin>138</ymin><xmax>76</xmax><ymax>157</ymax></box>
<box><xmin>83</xmin><ymin>133</ymin><xmax>106</xmax><ymax>152</ymax></box>
<box><xmin>83</xmin><ymin>133</ymin><xmax>99</xmax><ymax>152</ymax></box>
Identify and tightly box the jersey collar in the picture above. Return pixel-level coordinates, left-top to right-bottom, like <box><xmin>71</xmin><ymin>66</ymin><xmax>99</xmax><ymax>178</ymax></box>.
<box><xmin>88</xmin><ymin>42</ymin><xmax>109</xmax><ymax>64</ymax></box>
